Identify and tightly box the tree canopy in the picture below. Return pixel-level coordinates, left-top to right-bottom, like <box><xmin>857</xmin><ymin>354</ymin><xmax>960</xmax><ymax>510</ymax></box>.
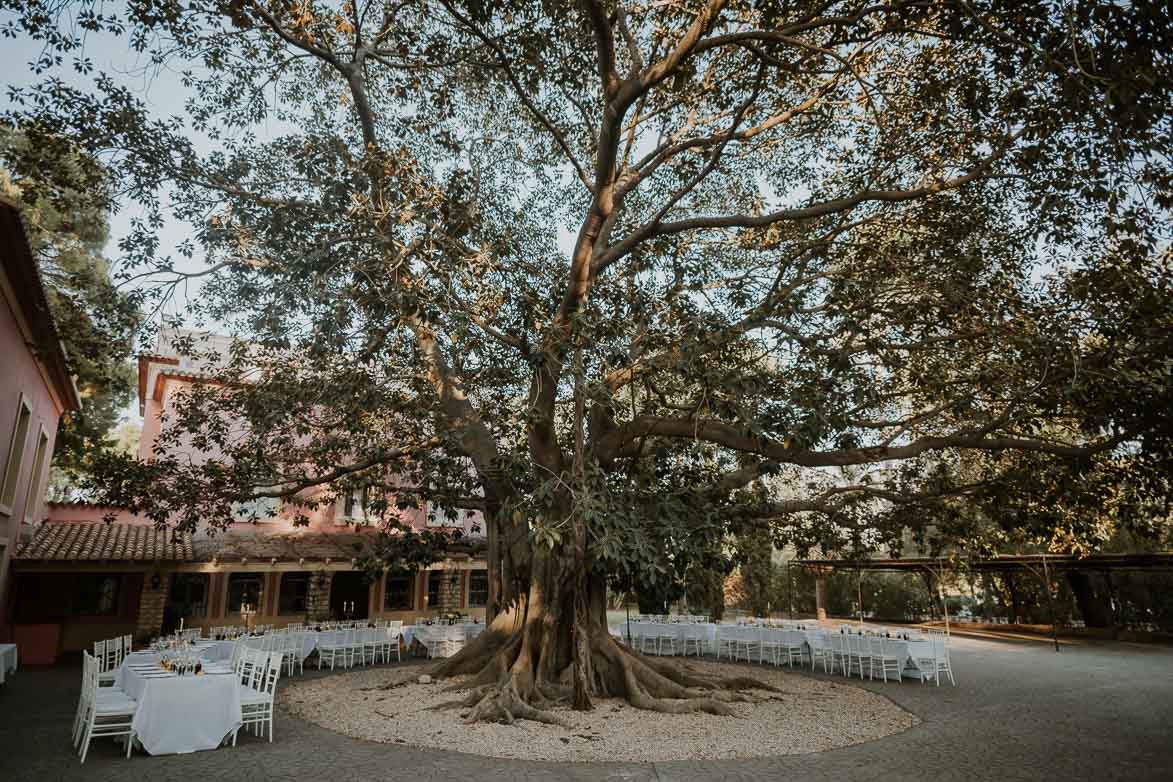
<box><xmin>0</xmin><ymin>126</ymin><xmax>142</xmax><ymax>478</ymax></box>
<box><xmin>3</xmin><ymin>0</ymin><xmax>1171</xmax><ymax>717</ymax></box>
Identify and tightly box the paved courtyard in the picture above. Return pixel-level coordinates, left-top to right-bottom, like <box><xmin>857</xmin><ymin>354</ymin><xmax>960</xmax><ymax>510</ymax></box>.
<box><xmin>2</xmin><ymin>634</ymin><xmax>1171</xmax><ymax>781</ymax></box>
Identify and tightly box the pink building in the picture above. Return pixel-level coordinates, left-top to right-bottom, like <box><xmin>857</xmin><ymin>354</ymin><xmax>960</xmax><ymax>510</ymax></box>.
<box><xmin>0</xmin><ymin>198</ymin><xmax>81</xmax><ymax>649</ymax></box>
<box><xmin>8</xmin><ymin>330</ymin><xmax>487</xmax><ymax>661</ymax></box>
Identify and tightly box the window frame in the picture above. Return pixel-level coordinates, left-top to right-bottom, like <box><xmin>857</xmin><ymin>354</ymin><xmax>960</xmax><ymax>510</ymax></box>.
<box><xmin>383</xmin><ymin>572</ymin><xmax>414</xmax><ymax>611</ymax></box>
<box><xmin>0</xmin><ymin>394</ymin><xmax>33</xmax><ymax>516</ymax></box>
<box><xmin>23</xmin><ymin>424</ymin><xmax>49</xmax><ymax>523</ymax></box>
<box><xmin>226</xmin><ymin>572</ymin><xmax>265</xmax><ymax>613</ymax></box>
<box><xmin>468</xmin><ymin>569</ymin><xmax>489</xmax><ymax>608</ymax></box>
<box><xmin>277</xmin><ymin>572</ymin><xmax>311</xmax><ymax>615</ymax></box>
<box><xmin>74</xmin><ymin>574</ymin><xmax>121</xmax><ymax>617</ymax></box>
<box><xmin>337</xmin><ymin>486</ymin><xmax>383</xmax><ymax>525</ymax></box>
<box><xmin>426</xmin><ymin>570</ymin><xmax>442</xmax><ymax>608</ymax></box>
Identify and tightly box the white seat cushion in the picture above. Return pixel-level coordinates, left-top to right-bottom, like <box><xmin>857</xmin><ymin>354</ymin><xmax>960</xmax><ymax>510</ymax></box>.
<box><xmin>95</xmin><ymin>688</ymin><xmax>134</xmax><ymax>702</ymax></box>
<box><xmin>238</xmin><ymin>686</ymin><xmax>271</xmax><ymax>704</ymax></box>
<box><xmin>94</xmin><ymin>697</ymin><xmax>137</xmax><ymax>714</ymax></box>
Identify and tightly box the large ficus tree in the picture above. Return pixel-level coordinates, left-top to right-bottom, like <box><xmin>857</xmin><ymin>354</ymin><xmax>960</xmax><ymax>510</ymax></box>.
<box><xmin>5</xmin><ymin>0</ymin><xmax>1171</xmax><ymax>720</ymax></box>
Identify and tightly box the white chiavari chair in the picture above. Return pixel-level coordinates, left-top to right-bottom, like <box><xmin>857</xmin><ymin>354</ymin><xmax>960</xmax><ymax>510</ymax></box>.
<box><xmin>846</xmin><ymin>634</ymin><xmax>870</xmax><ymax>679</ymax></box>
<box><xmin>318</xmin><ymin>630</ymin><xmax>352</xmax><ymax>669</ymax></box>
<box><xmin>871</xmin><ymin>637</ymin><xmax>904</xmax><ymax>683</ymax></box>
<box><xmin>235</xmin><ymin>651</ymin><xmax>281</xmax><ymax>744</ymax></box>
<box><xmin>681</xmin><ymin>624</ymin><xmax>706</xmax><ymax>657</ymax></box>
<box><xmin>77</xmin><ymin>651</ymin><xmax>137</xmax><ymax>763</ymax></box>
<box><xmin>808</xmin><ymin>632</ymin><xmax>833</xmax><ymax>673</ymax></box>
<box><xmin>735</xmin><ymin>627</ymin><xmax>760</xmax><ymax>663</ymax></box>
<box><xmin>917</xmin><ymin>634</ymin><xmax>955</xmax><ymax>686</ymax></box>
<box><xmin>828</xmin><ymin>633</ymin><xmax>850</xmax><ymax>675</ymax></box>
<box><xmin>655</xmin><ymin>624</ymin><xmax>678</xmax><ymax>656</ymax></box>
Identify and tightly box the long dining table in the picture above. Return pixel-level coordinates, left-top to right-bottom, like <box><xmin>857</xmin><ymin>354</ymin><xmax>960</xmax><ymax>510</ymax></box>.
<box><xmin>114</xmin><ymin>652</ymin><xmax>242</xmax><ymax>755</ymax></box>
<box><xmin>614</xmin><ymin>621</ymin><xmax>941</xmax><ymax>681</ymax></box>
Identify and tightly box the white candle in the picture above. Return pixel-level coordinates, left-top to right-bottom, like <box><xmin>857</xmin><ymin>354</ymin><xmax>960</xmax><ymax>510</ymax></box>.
<box><xmin>179</xmin><ymin>617</ymin><xmax>184</xmax><ymax>632</ymax></box>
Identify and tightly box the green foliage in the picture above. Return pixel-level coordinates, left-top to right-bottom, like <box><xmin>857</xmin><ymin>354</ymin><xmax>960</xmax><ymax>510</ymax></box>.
<box><xmin>0</xmin><ymin>126</ymin><xmax>141</xmax><ymax>478</ymax></box>
<box><xmin>3</xmin><ymin>1</ymin><xmax>1170</xmax><ymax>600</ymax></box>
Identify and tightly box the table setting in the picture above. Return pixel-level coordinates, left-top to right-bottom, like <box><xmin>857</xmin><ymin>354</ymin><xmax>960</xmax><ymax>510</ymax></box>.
<box><xmin>112</xmin><ymin>644</ymin><xmax>242</xmax><ymax>755</ymax></box>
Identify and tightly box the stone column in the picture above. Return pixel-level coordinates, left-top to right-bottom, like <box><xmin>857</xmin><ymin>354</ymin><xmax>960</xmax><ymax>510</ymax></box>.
<box><xmin>436</xmin><ymin>568</ymin><xmax>463</xmax><ymax>612</ymax></box>
<box><xmin>815</xmin><ymin>573</ymin><xmax>827</xmax><ymax>621</ymax></box>
<box><xmin>137</xmin><ymin>572</ymin><xmax>170</xmax><ymax>641</ymax></box>
<box><xmin>306</xmin><ymin>571</ymin><xmax>331</xmax><ymax>621</ymax></box>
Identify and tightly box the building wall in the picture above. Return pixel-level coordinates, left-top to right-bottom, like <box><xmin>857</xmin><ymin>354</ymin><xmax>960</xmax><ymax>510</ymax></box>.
<box><xmin>136</xmin><ymin>332</ymin><xmax>485</xmax><ymax>538</ymax></box>
<box><xmin>0</xmin><ymin>265</ymin><xmax>66</xmax><ymax>641</ymax></box>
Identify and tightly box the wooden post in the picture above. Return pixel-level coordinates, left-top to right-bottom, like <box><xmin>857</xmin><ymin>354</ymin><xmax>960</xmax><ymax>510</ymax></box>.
<box><xmin>786</xmin><ymin>562</ymin><xmax>793</xmax><ymax>619</ymax></box>
<box><xmin>1040</xmin><ymin>555</ymin><xmax>1060</xmax><ymax>652</ymax></box>
<box><xmin>856</xmin><ymin>567</ymin><xmax>864</xmax><ymax>625</ymax></box>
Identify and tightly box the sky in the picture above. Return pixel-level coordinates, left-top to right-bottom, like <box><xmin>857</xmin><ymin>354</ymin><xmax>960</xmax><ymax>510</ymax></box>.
<box><xmin>3</xmin><ymin>21</ymin><xmax>220</xmax><ymax>336</ymax></box>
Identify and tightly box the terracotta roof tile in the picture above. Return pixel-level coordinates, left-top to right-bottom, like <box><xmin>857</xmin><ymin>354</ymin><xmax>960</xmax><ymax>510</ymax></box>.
<box><xmin>15</xmin><ymin>521</ymin><xmax>195</xmax><ymax>562</ymax></box>
<box><xmin>194</xmin><ymin>529</ymin><xmax>372</xmax><ymax>563</ymax></box>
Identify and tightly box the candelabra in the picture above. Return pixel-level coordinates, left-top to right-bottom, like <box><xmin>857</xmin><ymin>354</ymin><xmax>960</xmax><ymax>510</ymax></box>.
<box><xmin>240</xmin><ymin>602</ymin><xmax>257</xmax><ymax>633</ymax></box>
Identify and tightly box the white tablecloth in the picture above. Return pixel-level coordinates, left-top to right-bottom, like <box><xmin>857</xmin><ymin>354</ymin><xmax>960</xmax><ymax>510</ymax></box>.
<box><xmin>116</xmin><ymin>661</ymin><xmax>242</xmax><ymax>755</ymax></box>
<box><xmin>619</xmin><ymin>622</ymin><xmax>720</xmax><ymax>651</ymax></box>
<box><xmin>202</xmin><ymin>631</ymin><xmax>320</xmax><ymax>663</ymax></box>
<box><xmin>903</xmin><ymin>639</ymin><xmax>935</xmax><ymax>678</ymax></box>
<box><xmin>408</xmin><ymin>623</ymin><xmax>484</xmax><ymax>654</ymax></box>
<box><xmin>0</xmin><ymin>643</ymin><xmax>17</xmax><ymax>684</ymax></box>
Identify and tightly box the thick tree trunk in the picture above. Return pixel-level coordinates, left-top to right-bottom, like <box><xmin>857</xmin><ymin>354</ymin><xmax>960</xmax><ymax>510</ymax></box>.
<box><xmin>430</xmin><ymin>557</ymin><xmax>777</xmax><ymax>724</ymax></box>
<box><xmin>1006</xmin><ymin>573</ymin><xmax>1021</xmax><ymax>624</ymax></box>
<box><xmin>1065</xmin><ymin>572</ymin><xmax>1113</xmax><ymax>628</ymax></box>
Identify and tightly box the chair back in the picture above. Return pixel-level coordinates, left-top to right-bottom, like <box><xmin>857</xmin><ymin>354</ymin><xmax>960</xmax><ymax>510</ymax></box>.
<box><xmin>82</xmin><ymin>651</ymin><xmax>101</xmax><ymax>699</ymax></box>
<box><xmin>258</xmin><ymin>652</ymin><xmax>282</xmax><ymax>695</ymax></box>
<box><xmin>92</xmin><ymin>639</ymin><xmax>107</xmax><ymax>671</ymax></box>
<box><xmin>244</xmin><ymin>649</ymin><xmax>269</xmax><ymax>689</ymax></box>
<box><xmin>231</xmin><ymin>636</ymin><xmax>252</xmax><ymax>673</ymax></box>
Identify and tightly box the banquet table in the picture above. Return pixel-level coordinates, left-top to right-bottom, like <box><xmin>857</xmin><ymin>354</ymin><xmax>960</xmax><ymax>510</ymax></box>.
<box><xmin>115</xmin><ymin>659</ymin><xmax>242</xmax><ymax>755</ymax></box>
<box><xmin>408</xmin><ymin>623</ymin><xmax>485</xmax><ymax>655</ymax></box>
<box><xmin>0</xmin><ymin>643</ymin><xmax>17</xmax><ymax>685</ymax></box>
<box><xmin>620</xmin><ymin>622</ymin><xmax>721</xmax><ymax>653</ymax></box>
<box><xmin>201</xmin><ymin>631</ymin><xmax>320</xmax><ymax>663</ymax></box>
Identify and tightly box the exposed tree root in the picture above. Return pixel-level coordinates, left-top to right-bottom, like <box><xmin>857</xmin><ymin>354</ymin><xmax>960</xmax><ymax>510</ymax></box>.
<box><xmin>462</xmin><ymin>672</ymin><xmax>571</xmax><ymax>727</ymax></box>
<box><xmin>429</xmin><ymin>616</ymin><xmax>782</xmax><ymax>725</ymax></box>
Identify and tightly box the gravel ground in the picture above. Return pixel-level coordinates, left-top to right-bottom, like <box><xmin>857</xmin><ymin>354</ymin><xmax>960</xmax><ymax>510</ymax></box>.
<box><xmin>282</xmin><ymin>660</ymin><xmax>919</xmax><ymax>762</ymax></box>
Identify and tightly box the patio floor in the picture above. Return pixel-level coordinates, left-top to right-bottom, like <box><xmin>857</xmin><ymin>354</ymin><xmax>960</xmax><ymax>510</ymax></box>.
<box><xmin>2</xmin><ymin>633</ymin><xmax>1171</xmax><ymax>781</ymax></box>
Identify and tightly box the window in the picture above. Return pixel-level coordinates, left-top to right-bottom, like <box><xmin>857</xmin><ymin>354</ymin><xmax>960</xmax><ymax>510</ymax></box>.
<box><xmin>383</xmin><ymin>573</ymin><xmax>414</xmax><ymax>610</ymax></box>
<box><xmin>232</xmin><ymin>496</ymin><xmax>279</xmax><ymax>521</ymax></box>
<box><xmin>75</xmin><ymin>575</ymin><xmax>120</xmax><ymax>616</ymax></box>
<box><xmin>468</xmin><ymin>569</ymin><xmax>489</xmax><ymax>607</ymax></box>
<box><xmin>278</xmin><ymin>572</ymin><xmax>311</xmax><ymax>615</ymax></box>
<box><xmin>1</xmin><ymin>397</ymin><xmax>33</xmax><ymax>513</ymax></box>
<box><xmin>227</xmin><ymin>573</ymin><xmax>264</xmax><ymax>613</ymax></box>
<box><xmin>337</xmin><ymin>487</ymin><xmax>373</xmax><ymax>524</ymax></box>
<box><xmin>426</xmin><ymin>571</ymin><xmax>442</xmax><ymax>607</ymax></box>
<box><xmin>23</xmin><ymin>427</ymin><xmax>49</xmax><ymax>522</ymax></box>
<box><xmin>167</xmin><ymin>573</ymin><xmax>208</xmax><ymax>618</ymax></box>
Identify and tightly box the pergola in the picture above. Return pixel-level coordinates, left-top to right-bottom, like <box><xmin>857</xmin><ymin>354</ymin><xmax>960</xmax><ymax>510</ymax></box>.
<box><xmin>790</xmin><ymin>553</ymin><xmax>1173</xmax><ymax>649</ymax></box>
<box><xmin>796</xmin><ymin>553</ymin><xmax>1173</xmax><ymax>574</ymax></box>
